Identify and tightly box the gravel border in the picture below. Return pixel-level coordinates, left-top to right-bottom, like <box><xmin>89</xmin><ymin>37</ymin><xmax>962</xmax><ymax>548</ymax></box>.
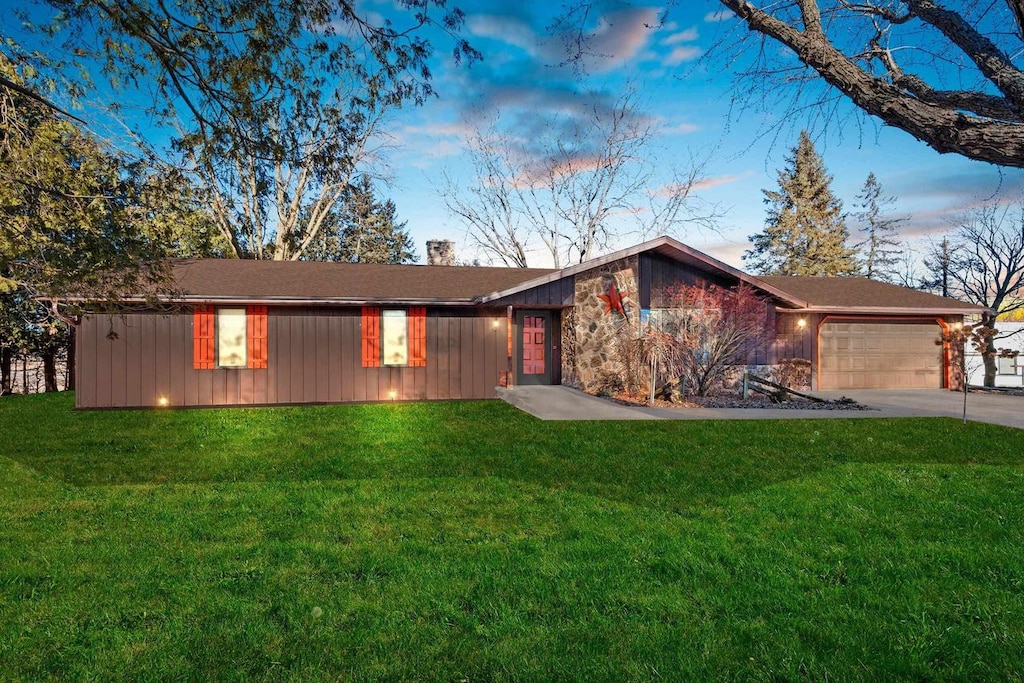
<box><xmin>687</xmin><ymin>396</ymin><xmax>874</xmax><ymax>411</ymax></box>
<box><xmin>609</xmin><ymin>394</ymin><xmax>875</xmax><ymax>411</ymax></box>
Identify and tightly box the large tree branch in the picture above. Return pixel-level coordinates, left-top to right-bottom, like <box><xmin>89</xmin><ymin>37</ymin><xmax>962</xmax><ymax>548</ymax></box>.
<box><xmin>871</xmin><ymin>42</ymin><xmax>1022</xmax><ymax>121</ymax></box>
<box><xmin>1010</xmin><ymin>0</ymin><xmax>1024</xmax><ymax>40</ymax></box>
<box><xmin>905</xmin><ymin>0</ymin><xmax>1024</xmax><ymax>111</ymax></box>
<box><xmin>721</xmin><ymin>0</ymin><xmax>1024</xmax><ymax>167</ymax></box>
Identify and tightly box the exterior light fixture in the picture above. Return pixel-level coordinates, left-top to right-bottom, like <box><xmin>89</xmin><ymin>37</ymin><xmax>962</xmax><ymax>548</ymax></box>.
<box><xmin>158</xmin><ymin>396</ymin><xmax>169</xmax><ymax>407</ymax></box>
<box><xmin>492</xmin><ymin>319</ymin><xmax>500</xmax><ymax>329</ymax></box>
<box><xmin>388</xmin><ymin>389</ymin><xmax>397</xmax><ymax>400</ymax></box>
<box><xmin>797</xmin><ymin>318</ymin><xmax>807</xmax><ymax>329</ymax></box>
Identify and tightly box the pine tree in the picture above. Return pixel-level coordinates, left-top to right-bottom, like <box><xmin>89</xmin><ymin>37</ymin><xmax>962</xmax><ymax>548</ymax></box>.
<box><xmin>744</xmin><ymin>131</ymin><xmax>859</xmax><ymax>276</ymax></box>
<box><xmin>853</xmin><ymin>172</ymin><xmax>904</xmax><ymax>282</ymax></box>
<box><xmin>304</xmin><ymin>175</ymin><xmax>416</xmax><ymax>264</ymax></box>
<box><xmin>921</xmin><ymin>237</ymin><xmax>955</xmax><ymax>297</ymax></box>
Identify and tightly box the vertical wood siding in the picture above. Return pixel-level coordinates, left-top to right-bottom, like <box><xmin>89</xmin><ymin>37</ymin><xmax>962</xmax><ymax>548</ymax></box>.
<box><xmin>642</xmin><ymin>253</ymin><xmax>736</xmax><ymax>308</ymax></box>
<box><xmin>77</xmin><ymin>306</ymin><xmax>509</xmax><ymax>408</ymax></box>
<box><xmin>488</xmin><ymin>275</ymin><xmax>575</xmax><ymax>307</ymax></box>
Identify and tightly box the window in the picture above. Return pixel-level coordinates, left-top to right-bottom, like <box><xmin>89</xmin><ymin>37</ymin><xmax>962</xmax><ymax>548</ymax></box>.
<box><xmin>193</xmin><ymin>305</ymin><xmax>268</xmax><ymax>370</ymax></box>
<box><xmin>381</xmin><ymin>310</ymin><xmax>408</xmax><ymax>366</ymax></box>
<box><xmin>362</xmin><ymin>307</ymin><xmax>426</xmax><ymax>368</ymax></box>
<box><xmin>217</xmin><ymin>308</ymin><xmax>247</xmax><ymax>367</ymax></box>
<box><xmin>998</xmin><ymin>355</ymin><xmax>1017</xmax><ymax>375</ymax></box>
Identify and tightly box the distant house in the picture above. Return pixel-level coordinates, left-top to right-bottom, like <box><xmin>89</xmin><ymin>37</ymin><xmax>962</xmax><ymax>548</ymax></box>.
<box><xmin>966</xmin><ymin>321</ymin><xmax>1024</xmax><ymax>387</ymax></box>
<box><xmin>74</xmin><ymin>236</ymin><xmax>985</xmax><ymax>408</ymax></box>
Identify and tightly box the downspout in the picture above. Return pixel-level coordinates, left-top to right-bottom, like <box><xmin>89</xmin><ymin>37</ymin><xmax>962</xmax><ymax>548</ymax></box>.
<box><xmin>937</xmin><ymin>319</ymin><xmax>952</xmax><ymax>390</ymax></box>
<box><xmin>506</xmin><ymin>305</ymin><xmax>514</xmax><ymax>389</ymax></box>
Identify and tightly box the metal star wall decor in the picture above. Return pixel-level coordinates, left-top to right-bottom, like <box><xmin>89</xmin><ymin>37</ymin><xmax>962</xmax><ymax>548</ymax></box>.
<box><xmin>598</xmin><ymin>281</ymin><xmax>630</xmax><ymax>318</ymax></box>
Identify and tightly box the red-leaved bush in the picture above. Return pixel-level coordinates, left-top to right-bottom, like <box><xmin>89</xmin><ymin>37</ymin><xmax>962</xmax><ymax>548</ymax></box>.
<box><xmin>655</xmin><ymin>283</ymin><xmax>772</xmax><ymax>396</ymax></box>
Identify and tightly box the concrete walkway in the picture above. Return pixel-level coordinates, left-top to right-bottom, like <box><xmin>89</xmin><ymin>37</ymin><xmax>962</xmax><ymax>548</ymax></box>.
<box><xmin>498</xmin><ymin>385</ymin><xmax>1023</xmax><ymax>429</ymax></box>
<box><xmin>496</xmin><ymin>386</ymin><xmax>658</xmax><ymax>420</ymax></box>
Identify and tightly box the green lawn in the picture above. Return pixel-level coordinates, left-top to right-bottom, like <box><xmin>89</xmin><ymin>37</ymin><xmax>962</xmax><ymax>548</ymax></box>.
<box><xmin>2</xmin><ymin>393</ymin><xmax>1024</xmax><ymax>680</ymax></box>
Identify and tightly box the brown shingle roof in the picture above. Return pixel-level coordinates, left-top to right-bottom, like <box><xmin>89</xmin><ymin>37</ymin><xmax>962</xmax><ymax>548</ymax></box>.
<box><xmin>165</xmin><ymin>259</ymin><xmax>556</xmax><ymax>303</ymax></box>
<box><xmin>757</xmin><ymin>275</ymin><xmax>983</xmax><ymax>311</ymax></box>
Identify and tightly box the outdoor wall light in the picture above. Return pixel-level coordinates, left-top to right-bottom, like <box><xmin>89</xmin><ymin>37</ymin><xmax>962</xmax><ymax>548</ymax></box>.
<box><xmin>157</xmin><ymin>396</ymin><xmax>170</xmax><ymax>407</ymax></box>
<box><xmin>492</xmin><ymin>319</ymin><xmax>501</xmax><ymax>329</ymax></box>
<box><xmin>388</xmin><ymin>389</ymin><xmax>398</xmax><ymax>400</ymax></box>
<box><xmin>797</xmin><ymin>318</ymin><xmax>807</xmax><ymax>329</ymax></box>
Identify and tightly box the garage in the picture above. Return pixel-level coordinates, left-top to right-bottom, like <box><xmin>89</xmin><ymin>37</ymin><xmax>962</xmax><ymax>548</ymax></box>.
<box><xmin>818</xmin><ymin>320</ymin><xmax>944</xmax><ymax>390</ymax></box>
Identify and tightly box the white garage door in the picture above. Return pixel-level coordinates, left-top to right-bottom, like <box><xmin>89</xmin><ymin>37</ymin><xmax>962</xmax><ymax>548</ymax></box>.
<box><xmin>819</xmin><ymin>321</ymin><xmax>943</xmax><ymax>390</ymax></box>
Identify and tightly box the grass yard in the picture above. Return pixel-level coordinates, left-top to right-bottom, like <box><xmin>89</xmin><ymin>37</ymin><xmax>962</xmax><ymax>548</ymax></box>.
<box><xmin>2</xmin><ymin>393</ymin><xmax>1024</xmax><ymax>681</ymax></box>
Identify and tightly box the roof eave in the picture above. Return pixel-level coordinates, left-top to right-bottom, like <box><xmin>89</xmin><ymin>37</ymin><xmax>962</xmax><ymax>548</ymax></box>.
<box><xmin>69</xmin><ymin>295</ymin><xmax>484</xmax><ymax>307</ymax></box>
<box><xmin>776</xmin><ymin>305</ymin><xmax>990</xmax><ymax>316</ymax></box>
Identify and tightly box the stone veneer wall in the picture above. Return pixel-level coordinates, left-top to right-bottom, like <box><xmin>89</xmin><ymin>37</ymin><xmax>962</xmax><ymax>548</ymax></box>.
<box><xmin>566</xmin><ymin>256</ymin><xmax>640</xmax><ymax>392</ymax></box>
<box><xmin>563</xmin><ymin>255</ymin><xmax>813</xmax><ymax>397</ymax></box>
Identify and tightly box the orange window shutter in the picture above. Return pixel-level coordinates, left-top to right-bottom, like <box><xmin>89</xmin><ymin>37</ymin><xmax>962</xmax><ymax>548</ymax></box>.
<box><xmin>362</xmin><ymin>307</ymin><xmax>381</xmax><ymax>367</ymax></box>
<box><xmin>193</xmin><ymin>305</ymin><xmax>215</xmax><ymax>370</ymax></box>
<box><xmin>246</xmin><ymin>305</ymin><xmax>268</xmax><ymax>369</ymax></box>
<box><xmin>410</xmin><ymin>307</ymin><xmax>427</xmax><ymax>367</ymax></box>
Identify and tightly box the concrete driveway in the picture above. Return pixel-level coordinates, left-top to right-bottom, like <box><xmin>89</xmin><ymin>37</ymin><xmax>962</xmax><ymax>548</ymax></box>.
<box><xmin>498</xmin><ymin>386</ymin><xmax>1023</xmax><ymax>429</ymax></box>
<box><xmin>814</xmin><ymin>389</ymin><xmax>1024</xmax><ymax>429</ymax></box>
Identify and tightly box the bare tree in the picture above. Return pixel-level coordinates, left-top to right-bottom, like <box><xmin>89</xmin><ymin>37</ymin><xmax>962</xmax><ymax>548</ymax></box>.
<box><xmin>443</xmin><ymin>93</ymin><xmax>719</xmax><ymax>268</ymax></box>
<box><xmin>554</xmin><ymin>2</ymin><xmax>1024</xmax><ymax>168</ymax></box>
<box><xmin>937</xmin><ymin>322</ymin><xmax>997</xmax><ymax>421</ymax></box>
<box><xmin>944</xmin><ymin>204</ymin><xmax>1024</xmax><ymax>386</ymax></box>
<box><xmin>654</xmin><ymin>282</ymin><xmax>773</xmax><ymax>397</ymax></box>
<box><xmin>8</xmin><ymin>0</ymin><xmax>479</xmax><ymax>261</ymax></box>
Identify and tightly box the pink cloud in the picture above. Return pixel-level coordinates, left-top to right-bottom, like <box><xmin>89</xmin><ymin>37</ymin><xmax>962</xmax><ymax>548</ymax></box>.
<box><xmin>690</xmin><ymin>174</ymin><xmax>745</xmax><ymax>191</ymax></box>
<box><xmin>650</xmin><ymin>174</ymin><xmax>746</xmax><ymax>197</ymax></box>
<box><xmin>583</xmin><ymin>8</ymin><xmax>663</xmax><ymax>72</ymax></box>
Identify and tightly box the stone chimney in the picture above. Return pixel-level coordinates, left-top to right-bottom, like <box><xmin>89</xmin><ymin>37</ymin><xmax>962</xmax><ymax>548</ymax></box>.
<box><xmin>426</xmin><ymin>239</ymin><xmax>456</xmax><ymax>266</ymax></box>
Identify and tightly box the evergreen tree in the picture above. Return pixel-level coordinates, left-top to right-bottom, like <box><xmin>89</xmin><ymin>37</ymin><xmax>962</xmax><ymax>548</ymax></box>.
<box><xmin>744</xmin><ymin>131</ymin><xmax>859</xmax><ymax>276</ymax></box>
<box><xmin>853</xmin><ymin>172</ymin><xmax>904</xmax><ymax>282</ymax></box>
<box><xmin>304</xmin><ymin>175</ymin><xmax>416</xmax><ymax>264</ymax></box>
<box><xmin>921</xmin><ymin>237</ymin><xmax>955</xmax><ymax>297</ymax></box>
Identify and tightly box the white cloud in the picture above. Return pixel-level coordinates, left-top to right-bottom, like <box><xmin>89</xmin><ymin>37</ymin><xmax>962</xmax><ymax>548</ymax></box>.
<box><xmin>664</xmin><ymin>27</ymin><xmax>698</xmax><ymax>45</ymax></box>
<box><xmin>663</xmin><ymin>122</ymin><xmax>700</xmax><ymax>135</ymax></box>
<box><xmin>466</xmin><ymin>15</ymin><xmax>542</xmax><ymax>55</ymax></box>
<box><xmin>664</xmin><ymin>45</ymin><xmax>702</xmax><ymax>65</ymax></box>
<box><xmin>704</xmin><ymin>10</ymin><xmax>733</xmax><ymax>22</ymax></box>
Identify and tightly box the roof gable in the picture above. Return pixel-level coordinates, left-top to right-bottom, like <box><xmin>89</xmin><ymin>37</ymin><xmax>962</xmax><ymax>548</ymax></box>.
<box><xmin>477</xmin><ymin>236</ymin><xmax>807</xmax><ymax>307</ymax></box>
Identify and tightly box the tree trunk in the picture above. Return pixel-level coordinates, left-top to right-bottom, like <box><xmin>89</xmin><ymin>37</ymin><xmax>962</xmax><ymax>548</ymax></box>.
<box><xmin>43</xmin><ymin>351</ymin><xmax>58</xmax><ymax>393</ymax></box>
<box><xmin>66</xmin><ymin>328</ymin><xmax>76</xmax><ymax>391</ymax></box>
<box><xmin>0</xmin><ymin>346</ymin><xmax>12</xmax><ymax>395</ymax></box>
<box><xmin>983</xmin><ymin>316</ymin><xmax>998</xmax><ymax>388</ymax></box>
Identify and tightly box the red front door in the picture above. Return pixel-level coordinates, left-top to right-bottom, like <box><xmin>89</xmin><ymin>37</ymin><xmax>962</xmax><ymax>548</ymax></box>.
<box><xmin>516</xmin><ymin>310</ymin><xmax>555</xmax><ymax>385</ymax></box>
<box><xmin>522</xmin><ymin>315</ymin><xmax>546</xmax><ymax>376</ymax></box>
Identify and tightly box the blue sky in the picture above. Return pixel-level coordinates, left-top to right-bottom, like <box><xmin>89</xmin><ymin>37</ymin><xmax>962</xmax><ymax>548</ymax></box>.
<box><xmin>368</xmin><ymin>0</ymin><xmax>1024</xmax><ymax>268</ymax></box>
<box><xmin>14</xmin><ymin>0</ymin><xmax>1024</xmax><ymax>269</ymax></box>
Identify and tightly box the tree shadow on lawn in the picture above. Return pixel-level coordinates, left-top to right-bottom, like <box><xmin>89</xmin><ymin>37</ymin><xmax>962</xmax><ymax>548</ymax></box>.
<box><xmin>3</xmin><ymin>394</ymin><xmax>1023</xmax><ymax>514</ymax></box>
